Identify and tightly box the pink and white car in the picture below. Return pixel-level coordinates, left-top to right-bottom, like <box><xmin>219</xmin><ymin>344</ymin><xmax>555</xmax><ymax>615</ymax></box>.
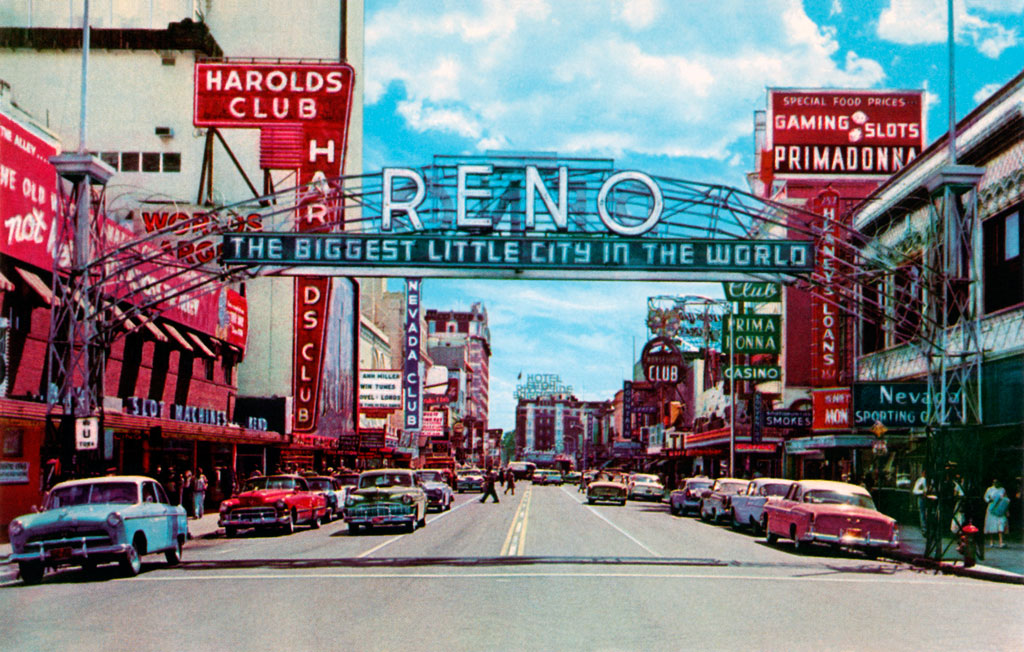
<box><xmin>763</xmin><ymin>480</ymin><xmax>898</xmax><ymax>555</ymax></box>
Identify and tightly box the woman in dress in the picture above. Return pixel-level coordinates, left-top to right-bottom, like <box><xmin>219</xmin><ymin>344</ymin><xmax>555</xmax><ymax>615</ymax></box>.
<box><xmin>984</xmin><ymin>478</ymin><xmax>1009</xmax><ymax>548</ymax></box>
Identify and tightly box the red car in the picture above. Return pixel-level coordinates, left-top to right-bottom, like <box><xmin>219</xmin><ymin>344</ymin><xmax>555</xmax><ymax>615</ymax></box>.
<box><xmin>763</xmin><ymin>480</ymin><xmax>898</xmax><ymax>556</ymax></box>
<box><xmin>219</xmin><ymin>474</ymin><xmax>330</xmax><ymax>537</ymax></box>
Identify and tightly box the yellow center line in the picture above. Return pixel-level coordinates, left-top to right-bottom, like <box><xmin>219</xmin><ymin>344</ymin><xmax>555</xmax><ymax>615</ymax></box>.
<box><xmin>500</xmin><ymin>487</ymin><xmax>532</xmax><ymax>556</ymax></box>
<box><xmin>516</xmin><ymin>487</ymin><xmax>532</xmax><ymax>556</ymax></box>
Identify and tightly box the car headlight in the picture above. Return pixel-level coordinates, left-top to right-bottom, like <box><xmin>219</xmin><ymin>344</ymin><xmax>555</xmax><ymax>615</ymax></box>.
<box><xmin>107</xmin><ymin>512</ymin><xmax>123</xmax><ymax>527</ymax></box>
<box><xmin>9</xmin><ymin>519</ymin><xmax>23</xmax><ymax>537</ymax></box>
<box><xmin>346</xmin><ymin>496</ymin><xmax>356</xmax><ymax>506</ymax></box>
<box><xmin>275</xmin><ymin>500</ymin><xmax>287</xmax><ymax>510</ymax></box>
<box><xmin>401</xmin><ymin>494</ymin><xmax>413</xmax><ymax>505</ymax></box>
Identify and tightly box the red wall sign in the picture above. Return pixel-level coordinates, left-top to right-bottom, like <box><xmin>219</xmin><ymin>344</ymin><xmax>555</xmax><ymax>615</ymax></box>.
<box><xmin>0</xmin><ymin>111</ymin><xmax>60</xmax><ymax>270</ymax></box>
<box><xmin>812</xmin><ymin>388</ymin><xmax>851</xmax><ymax>431</ymax></box>
<box><xmin>769</xmin><ymin>89</ymin><xmax>924</xmax><ymax>176</ymax></box>
<box><xmin>193</xmin><ymin>62</ymin><xmax>354</xmax><ymax>128</ymax></box>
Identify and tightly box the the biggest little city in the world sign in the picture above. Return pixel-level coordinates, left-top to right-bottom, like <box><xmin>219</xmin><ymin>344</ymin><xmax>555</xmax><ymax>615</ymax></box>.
<box><xmin>221</xmin><ymin>163</ymin><xmax>815</xmax><ymax>279</ymax></box>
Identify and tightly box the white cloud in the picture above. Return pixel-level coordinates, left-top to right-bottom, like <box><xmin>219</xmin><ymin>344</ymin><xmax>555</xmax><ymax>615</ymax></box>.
<box><xmin>366</xmin><ymin>1</ymin><xmax>886</xmax><ymax>169</ymax></box>
<box><xmin>876</xmin><ymin>0</ymin><xmax>1020</xmax><ymax>58</ymax></box>
<box><xmin>619</xmin><ymin>0</ymin><xmax>664</xmax><ymax>30</ymax></box>
<box><xmin>973</xmin><ymin>82</ymin><xmax>1002</xmax><ymax>104</ymax></box>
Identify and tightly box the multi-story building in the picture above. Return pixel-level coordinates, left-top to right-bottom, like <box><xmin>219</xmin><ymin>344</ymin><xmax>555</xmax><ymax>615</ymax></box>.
<box><xmin>0</xmin><ymin>2</ymin><xmax>365</xmax><ymax>529</ymax></box>
<box><xmin>514</xmin><ymin>394</ymin><xmax>606</xmax><ymax>471</ymax></box>
<box><xmin>426</xmin><ymin>303</ymin><xmax>491</xmax><ymax>462</ymax></box>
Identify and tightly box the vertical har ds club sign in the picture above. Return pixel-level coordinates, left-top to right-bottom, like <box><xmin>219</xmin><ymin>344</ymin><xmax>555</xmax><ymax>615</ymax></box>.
<box><xmin>404</xmin><ymin>279</ymin><xmax>422</xmax><ymax>431</ymax></box>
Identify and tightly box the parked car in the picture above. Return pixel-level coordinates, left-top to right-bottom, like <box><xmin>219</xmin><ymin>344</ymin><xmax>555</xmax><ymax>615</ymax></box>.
<box><xmin>304</xmin><ymin>476</ymin><xmax>346</xmax><ymax>522</ymax></box>
<box><xmin>7</xmin><ymin>476</ymin><xmax>188</xmax><ymax>584</ymax></box>
<box><xmin>699</xmin><ymin>478</ymin><xmax>750</xmax><ymax>523</ymax></box>
<box><xmin>415</xmin><ymin>469</ymin><xmax>454</xmax><ymax>511</ymax></box>
<box><xmin>729</xmin><ymin>478</ymin><xmax>795</xmax><ymax>533</ymax></box>
<box><xmin>627</xmin><ymin>473</ymin><xmax>665</xmax><ymax>501</ymax></box>
<box><xmin>456</xmin><ymin>469</ymin><xmax>485</xmax><ymax>493</ymax></box>
<box><xmin>219</xmin><ymin>474</ymin><xmax>329</xmax><ymax>537</ymax></box>
<box><xmin>668</xmin><ymin>477</ymin><xmax>714</xmax><ymax>516</ymax></box>
<box><xmin>763</xmin><ymin>480</ymin><xmax>899</xmax><ymax>555</ymax></box>
<box><xmin>345</xmin><ymin>469</ymin><xmax>427</xmax><ymax>533</ymax></box>
<box><xmin>586</xmin><ymin>477</ymin><xmax>628</xmax><ymax>505</ymax></box>
<box><xmin>564</xmin><ymin>471</ymin><xmax>582</xmax><ymax>484</ymax></box>
<box><xmin>532</xmin><ymin>469</ymin><xmax>564</xmax><ymax>485</ymax></box>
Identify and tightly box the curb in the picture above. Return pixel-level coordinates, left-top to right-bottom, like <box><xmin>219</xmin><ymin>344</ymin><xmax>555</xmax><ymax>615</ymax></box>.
<box><xmin>887</xmin><ymin>550</ymin><xmax>1024</xmax><ymax>585</ymax></box>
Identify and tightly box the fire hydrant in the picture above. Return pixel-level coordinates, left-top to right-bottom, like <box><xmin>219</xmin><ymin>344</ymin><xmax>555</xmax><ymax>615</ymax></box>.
<box><xmin>957</xmin><ymin>522</ymin><xmax>980</xmax><ymax>568</ymax></box>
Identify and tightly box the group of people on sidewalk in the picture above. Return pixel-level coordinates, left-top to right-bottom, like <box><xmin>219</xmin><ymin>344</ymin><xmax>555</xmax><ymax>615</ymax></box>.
<box><xmin>155</xmin><ymin>466</ymin><xmax>209</xmax><ymax>520</ymax></box>
<box><xmin>912</xmin><ymin>471</ymin><xmax>1012</xmax><ymax>548</ymax></box>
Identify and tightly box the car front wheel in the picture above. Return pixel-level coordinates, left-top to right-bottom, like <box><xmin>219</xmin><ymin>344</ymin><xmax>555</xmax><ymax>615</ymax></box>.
<box><xmin>19</xmin><ymin>561</ymin><xmax>44</xmax><ymax>585</ymax></box>
<box><xmin>120</xmin><ymin>541</ymin><xmax>142</xmax><ymax>577</ymax></box>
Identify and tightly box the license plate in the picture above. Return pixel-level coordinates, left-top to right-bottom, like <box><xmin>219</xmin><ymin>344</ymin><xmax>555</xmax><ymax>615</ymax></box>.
<box><xmin>842</xmin><ymin>528</ymin><xmax>863</xmax><ymax>539</ymax></box>
<box><xmin>48</xmin><ymin>547</ymin><xmax>73</xmax><ymax>561</ymax></box>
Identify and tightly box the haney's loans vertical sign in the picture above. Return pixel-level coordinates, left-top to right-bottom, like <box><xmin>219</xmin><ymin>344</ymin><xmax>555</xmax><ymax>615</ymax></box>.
<box><xmin>811</xmin><ymin>188</ymin><xmax>842</xmax><ymax>387</ymax></box>
<box><xmin>404</xmin><ymin>279</ymin><xmax>422</xmax><ymax>431</ymax></box>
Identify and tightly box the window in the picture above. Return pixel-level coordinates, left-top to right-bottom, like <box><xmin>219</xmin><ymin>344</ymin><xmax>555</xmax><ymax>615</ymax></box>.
<box><xmin>892</xmin><ymin>259</ymin><xmax>922</xmax><ymax>344</ymax></box>
<box><xmin>162</xmin><ymin>152</ymin><xmax>181</xmax><ymax>173</ymax></box>
<box><xmin>120</xmin><ymin>152</ymin><xmax>140</xmax><ymax>172</ymax></box>
<box><xmin>860</xmin><ymin>276</ymin><xmax>886</xmax><ymax>354</ymax></box>
<box><xmin>142</xmin><ymin>152</ymin><xmax>161</xmax><ymax>172</ymax></box>
<box><xmin>100</xmin><ymin>152</ymin><xmax>119</xmax><ymax>169</ymax></box>
<box><xmin>983</xmin><ymin>208</ymin><xmax>1024</xmax><ymax>314</ymax></box>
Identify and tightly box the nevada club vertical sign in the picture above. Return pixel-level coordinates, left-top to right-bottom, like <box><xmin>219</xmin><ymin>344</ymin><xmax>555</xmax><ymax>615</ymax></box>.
<box><xmin>404</xmin><ymin>279</ymin><xmax>422</xmax><ymax>431</ymax></box>
<box><xmin>811</xmin><ymin>188</ymin><xmax>842</xmax><ymax>387</ymax></box>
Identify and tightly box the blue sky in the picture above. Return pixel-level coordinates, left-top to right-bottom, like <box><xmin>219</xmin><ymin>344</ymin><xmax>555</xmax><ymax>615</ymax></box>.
<box><xmin>362</xmin><ymin>0</ymin><xmax>1024</xmax><ymax>431</ymax></box>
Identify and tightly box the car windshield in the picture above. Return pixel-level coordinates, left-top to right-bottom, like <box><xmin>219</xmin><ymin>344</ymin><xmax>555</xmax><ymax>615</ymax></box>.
<box><xmin>633</xmin><ymin>475</ymin><xmax>659</xmax><ymax>484</ymax></box>
<box><xmin>416</xmin><ymin>471</ymin><xmax>443</xmax><ymax>482</ymax></box>
<box><xmin>306</xmin><ymin>479</ymin><xmax>331</xmax><ymax>491</ymax></box>
<box><xmin>336</xmin><ymin>474</ymin><xmax>359</xmax><ymax>486</ymax></box>
<box><xmin>46</xmin><ymin>482</ymin><xmax>138</xmax><ymax>508</ymax></box>
<box><xmin>719</xmin><ymin>482</ymin><xmax>748</xmax><ymax>494</ymax></box>
<box><xmin>243</xmin><ymin>477</ymin><xmax>298</xmax><ymax>491</ymax></box>
<box><xmin>360</xmin><ymin>473</ymin><xmax>413</xmax><ymax>489</ymax></box>
<box><xmin>804</xmin><ymin>489</ymin><xmax>876</xmax><ymax>509</ymax></box>
<box><xmin>687</xmin><ymin>480</ymin><xmax>713</xmax><ymax>490</ymax></box>
<box><xmin>764</xmin><ymin>483</ymin><xmax>792</xmax><ymax>497</ymax></box>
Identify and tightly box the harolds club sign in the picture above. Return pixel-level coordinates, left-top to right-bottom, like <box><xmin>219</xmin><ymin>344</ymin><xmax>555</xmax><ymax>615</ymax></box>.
<box><xmin>194</xmin><ymin>61</ymin><xmax>356</xmax><ymax>433</ymax></box>
<box><xmin>769</xmin><ymin>89</ymin><xmax>924</xmax><ymax>176</ymax></box>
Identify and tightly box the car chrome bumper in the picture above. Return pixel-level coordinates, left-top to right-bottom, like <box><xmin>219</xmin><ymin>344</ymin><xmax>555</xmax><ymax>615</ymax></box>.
<box><xmin>345</xmin><ymin>514</ymin><xmax>415</xmax><ymax>525</ymax></box>
<box><xmin>10</xmin><ymin>542</ymin><xmax>132</xmax><ymax>565</ymax></box>
<box><xmin>219</xmin><ymin>513</ymin><xmax>288</xmax><ymax>528</ymax></box>
<box><xmin>805</xmin><ymin>531</ymin><xmax>898</xmax><ymax>548</ymax></box>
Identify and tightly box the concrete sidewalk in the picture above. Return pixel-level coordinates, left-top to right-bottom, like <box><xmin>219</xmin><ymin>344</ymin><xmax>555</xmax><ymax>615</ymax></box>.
<box><xmin>888</xmin><ymin>524</ymin><xmax>1024</xmax><ymax>584</ymax></box>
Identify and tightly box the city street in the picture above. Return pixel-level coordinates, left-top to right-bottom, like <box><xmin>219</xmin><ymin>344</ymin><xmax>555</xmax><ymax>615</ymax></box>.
<box><xmin>2</xmin><ymin>484</ymin><xmax>1021</xmax><ymax>651</ymax></box>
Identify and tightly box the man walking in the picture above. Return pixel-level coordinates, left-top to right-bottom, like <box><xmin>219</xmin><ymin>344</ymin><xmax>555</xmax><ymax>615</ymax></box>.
<box><xmin>480</xmin><ymin>468</ymin><xmax>500</xmax><ymax>503</ymax></box>
<box><xmin>193</xmin><ymin>468</ymin><xmax>209</xmax><ymax>519</ymax></box>
<box><xmin>504</xmin><ymin>468</ymin><xmax>516</xmax><ymax>496</ymax></box>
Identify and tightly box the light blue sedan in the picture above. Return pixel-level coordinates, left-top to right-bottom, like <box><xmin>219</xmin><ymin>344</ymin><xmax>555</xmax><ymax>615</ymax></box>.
<box><xmin>7</xmin><ymin>475</ymin><xmax>188</xmax><ymax>584</ymax></box>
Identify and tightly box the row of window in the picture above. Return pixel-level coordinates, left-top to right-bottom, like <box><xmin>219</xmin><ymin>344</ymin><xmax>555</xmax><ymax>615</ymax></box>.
<box><xmin>99</xmin><ymin>151</ymin><xmax>181</xmax><ymax>173</ymax></box>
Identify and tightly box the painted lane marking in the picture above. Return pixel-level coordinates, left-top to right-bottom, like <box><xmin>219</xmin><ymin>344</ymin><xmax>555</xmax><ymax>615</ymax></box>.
<box><xmin>517</xmin><ymin>488</ymin><xmax>533</xmax><ymax>556</ymax></box>
<box><xmin>561</xmin><ymin>486</ymin><xmax>660</xmax><ymax>557</ymax></box>
<box><xmin>357</xmin><ymin>497</ymin><xmax>475</xmax><ymax>559</ymax></box>
<box><xmin>500</xmin><ymin>487</ymin><xmax>532</xmax><ymax>556</ymax></box>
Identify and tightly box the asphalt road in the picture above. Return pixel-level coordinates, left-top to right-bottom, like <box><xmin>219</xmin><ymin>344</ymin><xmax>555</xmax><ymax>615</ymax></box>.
<box><xmin>2</xmin><ymin>483</ymin><xmax>1022</xmax><ymax>652</ymax></box>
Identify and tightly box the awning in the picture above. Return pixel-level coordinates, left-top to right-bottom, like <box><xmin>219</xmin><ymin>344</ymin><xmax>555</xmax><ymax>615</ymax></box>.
<box><xmin>188</xmin><ymin>331</ymin><xmax>217</xmax><ymax>358</ymax></box>
<box><xmin>161</xmin><ymin>322</ymin><xmax>194</xmax><ymax>352</ymax></box>
<box><xmin>133</xmin><ymin>312</ymin><xmax>168</xmax><ymax>342</ymax></box>
<box><xmin>785</xmin><ymin>434</ymin><xmax>875</xmax><ymax>454</ymax></box>
<box><xmin>107</xmin><ymin>301</ymin><xmax>137</xmax><ymax>331</ymax></box>
<box><xmin>16</xmin><ymin>267</ymin><xmax>54</xmax><ymax>305</ymax></box>
<box><xmin>0</xmin><ymin>271</ymin><xmax>14</xmax><ymax>292</ymax></box>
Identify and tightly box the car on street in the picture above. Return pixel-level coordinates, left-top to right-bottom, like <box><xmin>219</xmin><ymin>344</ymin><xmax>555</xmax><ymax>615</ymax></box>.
<box><xmin>763</xmin><ymin>479</ymin><xmax>899</xmax><ymax>555</ymax></box>
<box><xmin>586</xmin><ymin>477</ymin><xmax>628</xmax><ymax>505</ymax></box>
<box><xmin>415</xmin><ymin>469</ymin><xmax>454</xmax><ymax>511</ymax></box>
<box><xmin>564</xmin><ymin>471</ymin><xmax>582</xmax><ymax>484</ymax></box>
<box><xmin>627</xmin><ymin>473</ymin><xmax>665</xmax><ymax>501</ymax></box>
<box><xmin>7</xmin><ymin>475</ymin><xmax>188</xmax><ymax>584</ymax></box>
<box><xmin>728</xmin><ymin>478</ymin><xmax>795</xmax><ymax>533</ymax></box>
<box><xmin>304</xmin><ymin>475</ymin><xmax>346</xmax><ymax>522</ymax></box>
<box><xmin>456</xmin><ymin>468</ymin><xmax>485</xmax><ymax>492</ymax></box>
<box><xmin>668</xmin><ymin>476</ymin><xmax>714</xmax><ymax>516</ymax></box>
<box><xmin>532</xmin><ymin>469</ymin><xmax>564</xmax><ymax>485</ymax></box>
<box><xmin>699</xmin><ymin>478</ymin><xmax>750</xmax><ymax>523</ymax></box>
<box><xmin>345</xmin><ymin>469</ymin><xmax>427</xmax><ymax>533</ymax></box>
<box><xmin>219</xmin><ymin>474</ymin><xmax>329</xmax><ymax>537</ymax></box>
<box><xmin>507</xmin><ymin>461</ymin><xmax>537</xmax><ymax>481</ymax></box>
